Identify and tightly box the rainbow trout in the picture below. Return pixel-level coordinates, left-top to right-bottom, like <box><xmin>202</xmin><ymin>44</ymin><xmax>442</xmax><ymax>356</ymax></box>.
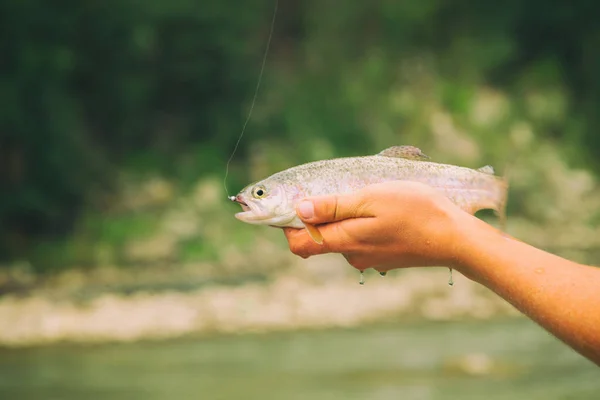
<box><xmin>230</xmin><ymin>146</ymin><xmax>508</xmax><ymax>245</ymax></box>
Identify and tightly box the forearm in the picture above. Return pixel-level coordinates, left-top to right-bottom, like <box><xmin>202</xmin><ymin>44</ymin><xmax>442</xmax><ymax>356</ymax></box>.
<box><xmin>455</xmin><ymin>215</ymin><xmax>600</xmax><ymax>366</ymax></box>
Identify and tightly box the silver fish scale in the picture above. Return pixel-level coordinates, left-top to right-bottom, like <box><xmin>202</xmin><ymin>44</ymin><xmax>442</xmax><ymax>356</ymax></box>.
<box><xmin>268</xmin><ymin>156</ymin><xmax>499</xmax><ymax>199</ymax></box>
<box><xmin>236</xmin><ymin>150</ymin><xmax>507</xmax><ymax>229</ymax></box>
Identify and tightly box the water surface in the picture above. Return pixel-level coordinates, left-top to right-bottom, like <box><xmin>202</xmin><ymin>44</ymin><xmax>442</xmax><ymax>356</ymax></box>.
<box><xmin>0</xmin><ymin>317</ymin><xmax>597</xmax><ymax>400</ymax></box>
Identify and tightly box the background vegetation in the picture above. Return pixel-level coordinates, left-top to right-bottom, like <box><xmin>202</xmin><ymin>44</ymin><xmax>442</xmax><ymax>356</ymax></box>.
<box><xmin>1</xmin><ymin>0</ymin><xmax>599</xmax><ymax>275</ymax></box>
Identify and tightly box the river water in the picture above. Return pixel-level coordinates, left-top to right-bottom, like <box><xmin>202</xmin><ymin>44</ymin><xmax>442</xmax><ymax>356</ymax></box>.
<box><xmin>0</xmin><ymin>317</ymin><xmax>597</xmax><ymax>400</ymax></box>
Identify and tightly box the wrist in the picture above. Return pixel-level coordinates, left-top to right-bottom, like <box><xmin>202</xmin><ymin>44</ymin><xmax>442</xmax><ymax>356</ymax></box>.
<box><xmin>445</xmin><ymin>211</ymin><xmax>506</xmax><ymax>281</ymax></box>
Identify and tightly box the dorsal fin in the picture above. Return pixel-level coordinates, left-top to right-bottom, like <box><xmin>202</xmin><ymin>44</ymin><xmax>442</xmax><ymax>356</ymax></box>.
<box><xmin>378</xmin><ymin>146</ymin><xmax>430</xmax><ymax>161</ymax></box>
<box><xmin>477</xmin><ymin>165</ymin><xmax>495</xmax><ymax>175</ymax></box>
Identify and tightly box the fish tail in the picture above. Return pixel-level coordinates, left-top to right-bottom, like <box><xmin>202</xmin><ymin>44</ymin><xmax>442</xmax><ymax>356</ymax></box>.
<box><xmin>495</xmin><ymin>176</ymin><xmax>509</xmax><ymax>232</ymax></box>
<box><xmin>495</xmin><ymin>162</ymin><xmax>513</xmax><ymax>232</ymax></box>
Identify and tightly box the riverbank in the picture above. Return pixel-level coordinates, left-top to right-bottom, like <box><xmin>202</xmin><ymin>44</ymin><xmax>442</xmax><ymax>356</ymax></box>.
<box><xmin>0</xmin><ymin>254</ymin><xmax>523</xmax><ymax>348</ymax></box>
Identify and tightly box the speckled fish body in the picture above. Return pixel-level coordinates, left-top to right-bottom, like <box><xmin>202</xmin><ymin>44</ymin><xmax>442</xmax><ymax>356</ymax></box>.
<box><xmin>231</xmin><ymin>146</ymin><xmax>508</xmax><ymax>242</ymax></box>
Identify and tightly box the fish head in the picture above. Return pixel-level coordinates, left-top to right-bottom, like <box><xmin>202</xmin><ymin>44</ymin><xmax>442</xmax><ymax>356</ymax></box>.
<box><xmin>231</xmin><ymin>179</ymin><xmax>298</xmax><ymax>227</ymax></box>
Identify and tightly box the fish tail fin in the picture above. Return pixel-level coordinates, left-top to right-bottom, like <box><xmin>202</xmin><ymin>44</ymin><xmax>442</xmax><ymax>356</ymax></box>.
<box><xmin>495</xmin><ymin>175</ymin><xmax>509</xmax><ymax>232</ymax></box>
<box><xmin>495</xmin><ymin>156</ymin><xmax>514</xmax><ymax>232</ymax></box>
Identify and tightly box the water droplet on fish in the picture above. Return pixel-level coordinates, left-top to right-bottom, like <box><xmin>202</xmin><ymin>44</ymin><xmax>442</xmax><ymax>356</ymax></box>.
<box><xmin>448</xmin><ymin>268</ymin><xmax>454</xmax><ymax>286</ymax></box>
<box><xmin>359</xmin><ymin>270</ymin><xmax>365</xmax><ymax>285</ymax></box>
<box><xmin>379</xmin><ymin>271</ymin><xmax>387</xmax><ymax>277</ymax></box>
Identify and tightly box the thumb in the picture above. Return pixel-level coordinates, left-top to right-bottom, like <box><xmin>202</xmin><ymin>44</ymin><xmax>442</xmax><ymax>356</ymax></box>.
<box><xmin>295</xmin><ymin>191</ymin><xmax>373</xmax><ymax>224</ymax></box>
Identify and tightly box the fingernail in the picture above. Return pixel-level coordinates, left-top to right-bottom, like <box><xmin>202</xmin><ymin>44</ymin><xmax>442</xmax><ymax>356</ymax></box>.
<box><xmin>297</xmin><ymin>201</ymin><xmax>314</xmax><ymax>219</ymax></box>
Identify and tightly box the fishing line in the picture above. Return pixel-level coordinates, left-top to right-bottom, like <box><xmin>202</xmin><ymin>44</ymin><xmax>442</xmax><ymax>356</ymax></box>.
<box><xmin>224</xmin><ymin>0</ymin><xmax>279</xmax><ymax>199</ymax></box>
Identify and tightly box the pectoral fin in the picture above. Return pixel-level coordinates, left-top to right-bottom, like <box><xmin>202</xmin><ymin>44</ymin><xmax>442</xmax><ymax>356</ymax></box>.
<box><xmin>303</xmin><ymin>222</ymin><xmax>324</xmax><ymax>245</ymax></box>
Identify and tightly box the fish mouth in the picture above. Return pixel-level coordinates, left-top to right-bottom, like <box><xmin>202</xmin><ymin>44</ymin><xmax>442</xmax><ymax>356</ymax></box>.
<box><xmin>235</xmin><ymin>208</ymin><xmax>266</xmax><ymax>222</ymax></box>
<box><xmin>233</xmin><ymin>201</ymin><xmax>295</xmax><ymax>226</ymax></box>
<box><xmin>233</xmin><ymin>195</ymin><xmax>247</xmax><ymax>206</ymax></box>
<box><xmin>230</xmin><ymin>195</ymin><xmax>249</xmax><ymax>209</ymax></box>
<box><xmin>235</xmin><ymin>209</ymin><xmax>296</xmax><ymax>226</ymax></box>
<box><xmin>230</xmin><ymin>189</ymin><xmax>295</xmax><ymax>226</ymax></box>
<box><xmin>232</xmin><ymin>195</ymin><xmax>265</xmax><ymax>222</ymax></box>
<box><xmin>236</xmin><ymin>200</ymin><xmax>249</xmax><ymax>209</ymax></box>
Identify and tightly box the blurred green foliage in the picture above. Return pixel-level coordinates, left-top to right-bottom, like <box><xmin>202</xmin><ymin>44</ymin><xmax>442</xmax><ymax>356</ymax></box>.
<box><xmin>1</xmin><ymin>0</ymin><xmax>599</xmax><ymax>268</ymax></box>
<box><xmin>0</xmin><ymin>0</ymin><xmax>270</xmax><ymax>260</ymax></box>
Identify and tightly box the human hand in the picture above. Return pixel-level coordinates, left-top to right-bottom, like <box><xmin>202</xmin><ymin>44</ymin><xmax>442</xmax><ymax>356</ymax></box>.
<box><xmin>282</xmin><ymin>181</ymin><xmax>473</xmax><ymax>272</ymax></box>
<box><xmin>289</xmin><ymin>181</ymin><xmax>600</xmax><ymax>367</ymax></box>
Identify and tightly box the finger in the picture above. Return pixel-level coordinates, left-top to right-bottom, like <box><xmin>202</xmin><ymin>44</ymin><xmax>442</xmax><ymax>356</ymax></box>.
<box><xmin>295</xmin><ymin>191</ymin><xmax>373</xmax><ymax>225</ymax></box>
<box><xmin>282</xmin><ymin>227</ymin><xmax>296</xmax><ymax>236</ymax></box>
<box><xmin>283</xmin><ymin>227</ymin><xmax>327</xmax><ymax>258</ymax></box>
<box><xmin>282</xmin><ymin>227</ymin><xmax>305</xmax><ymax>243</ymax></box>
<box><xmin>284</xmin><ymin>218</ymin><xmax>370</xmax><ymax>258</ymax></box>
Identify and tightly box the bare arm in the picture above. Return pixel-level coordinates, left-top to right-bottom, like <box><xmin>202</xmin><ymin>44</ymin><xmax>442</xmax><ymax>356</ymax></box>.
<box><xmin>282</xmin><ymin>181</ymin><xmax>600</xmax><ymax>366</ymax></box>
<box><xmin>456</xmin><ymin>216</ymin><xmax>600</xmax><ymax>366</ymax></box>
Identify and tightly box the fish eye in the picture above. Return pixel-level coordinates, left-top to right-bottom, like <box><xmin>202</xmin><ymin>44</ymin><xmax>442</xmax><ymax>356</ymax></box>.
<box><xmin>252</xmin><ymin>185</ymin><xmax>267</xmax><ymax>199</ymax></box>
